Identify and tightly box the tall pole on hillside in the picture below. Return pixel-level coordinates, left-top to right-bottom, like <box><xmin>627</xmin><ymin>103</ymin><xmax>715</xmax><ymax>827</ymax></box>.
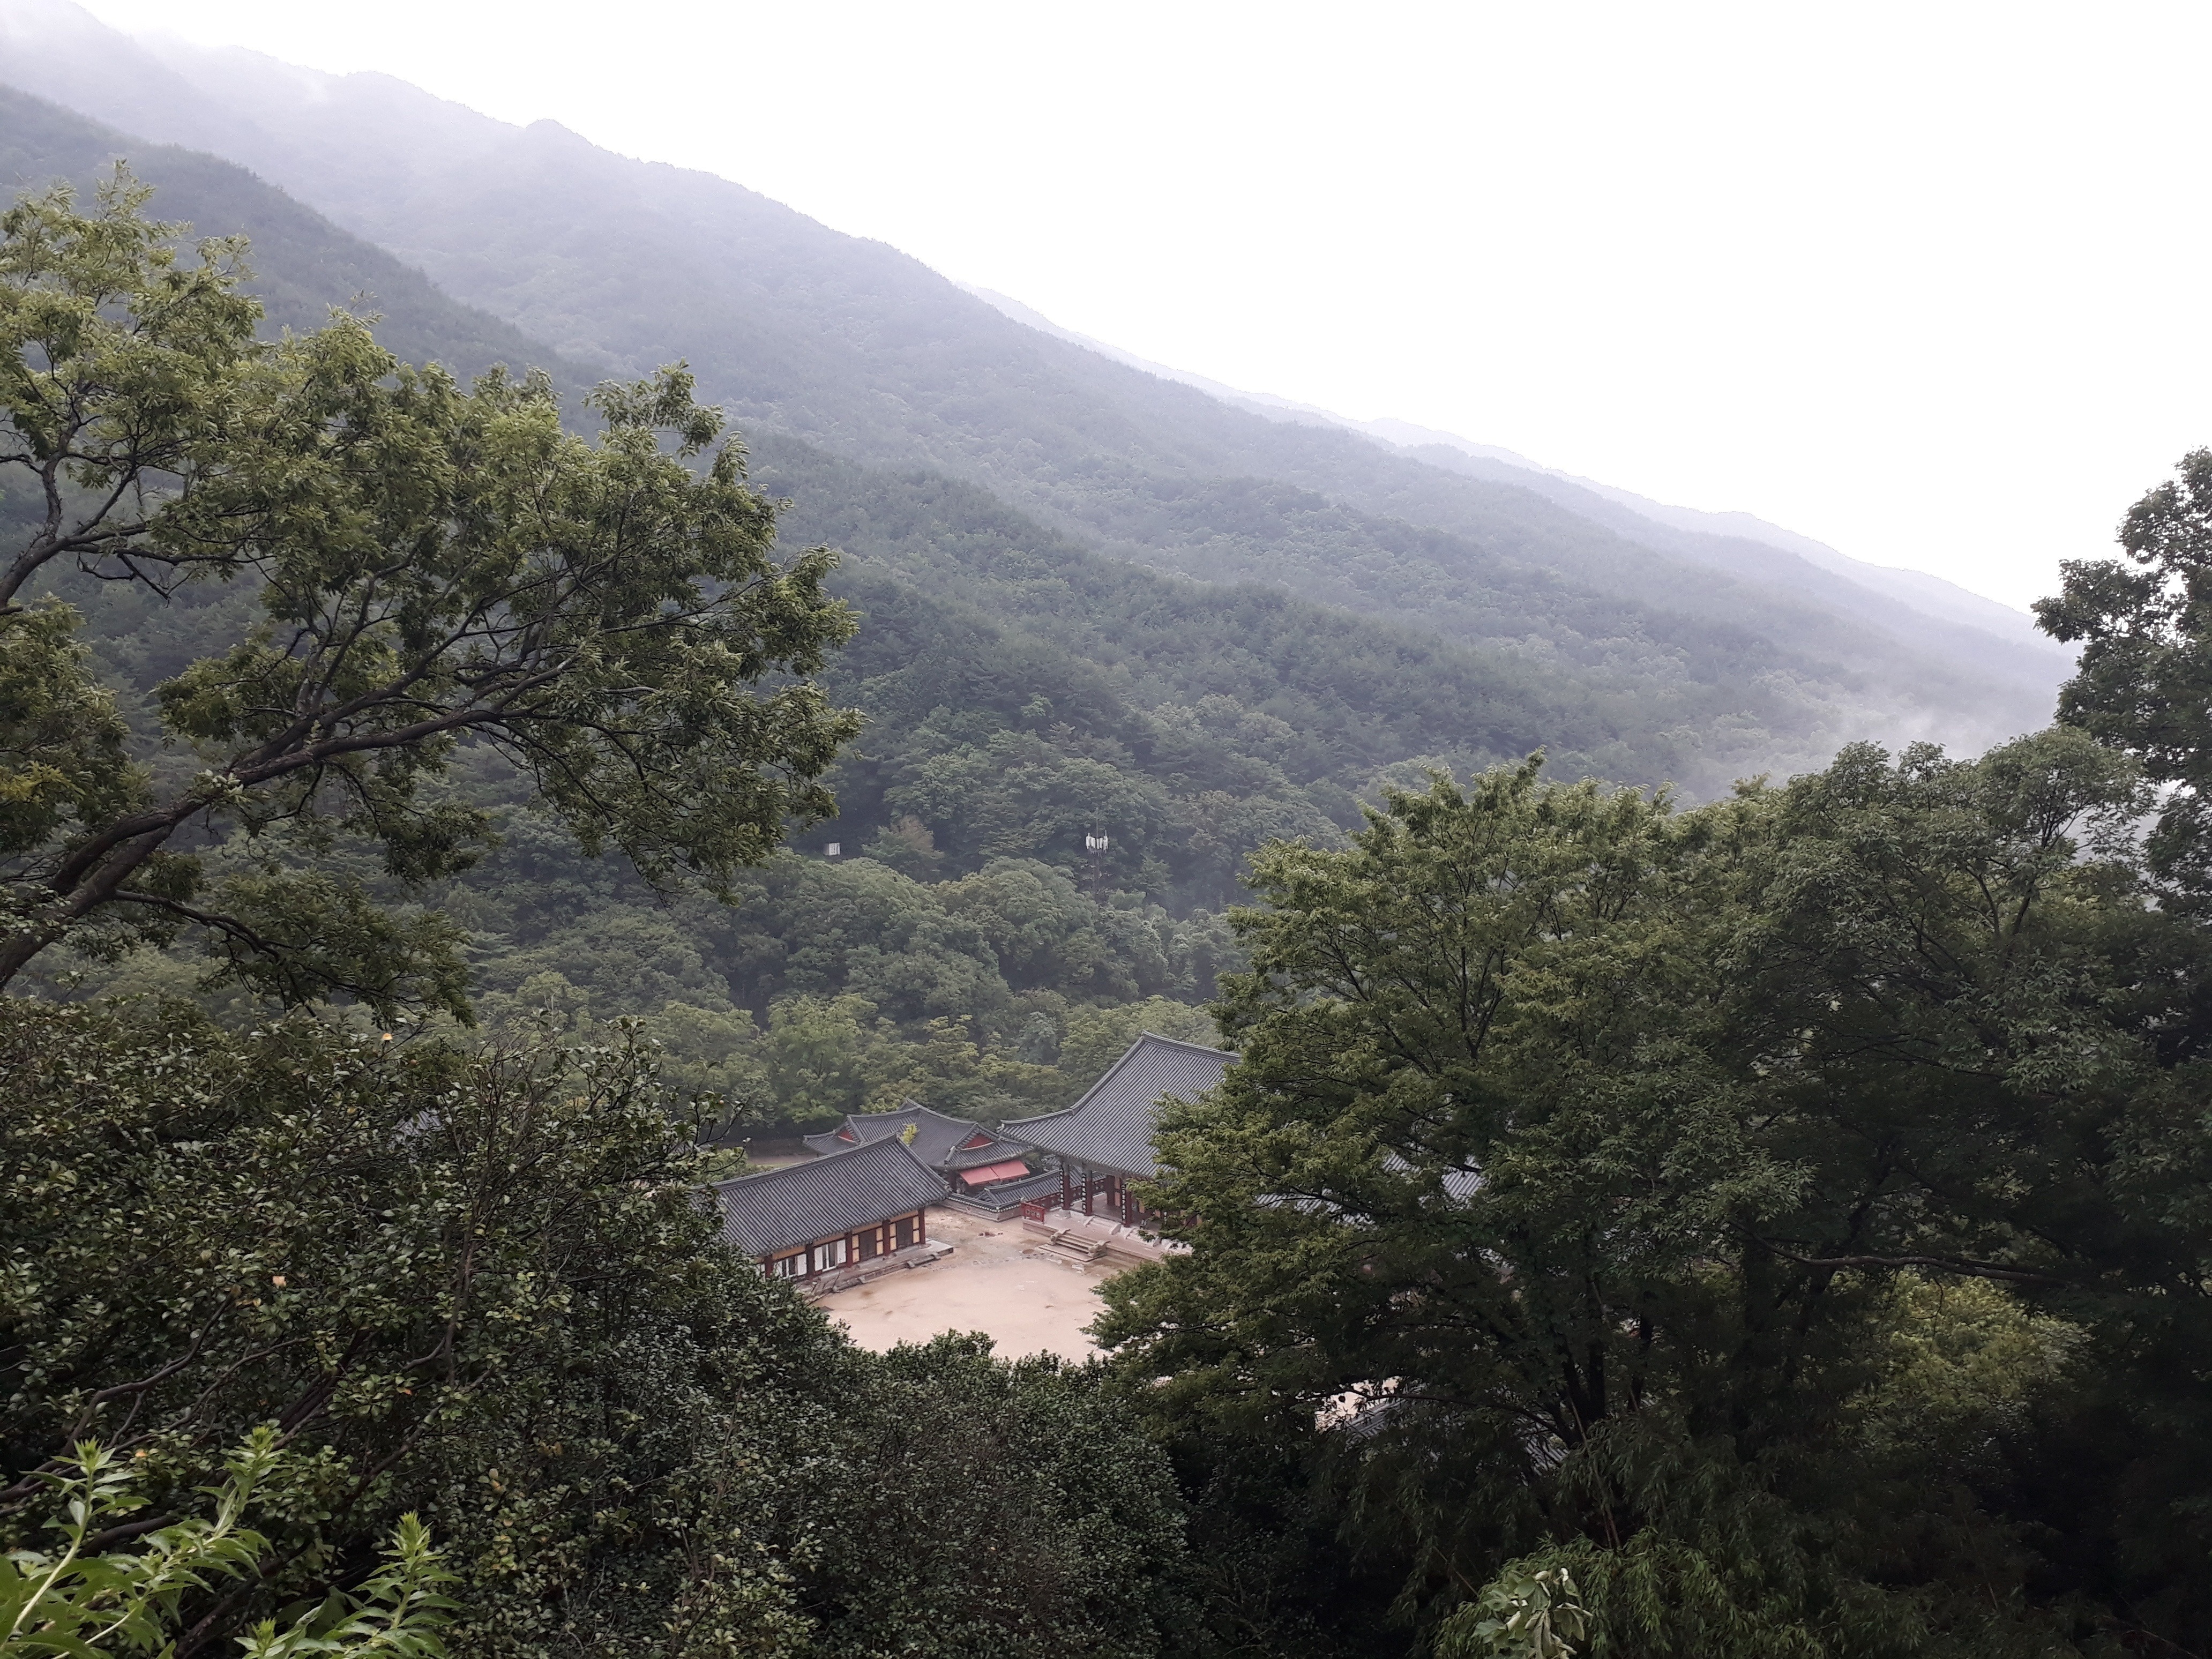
<box><xmin>1084</xmin><ymin>832</ymin><xmax>1110</xmax><ymax>902</ymax></box>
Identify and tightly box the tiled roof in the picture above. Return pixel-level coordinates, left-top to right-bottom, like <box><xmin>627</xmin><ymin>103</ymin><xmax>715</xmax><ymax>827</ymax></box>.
<box><xmin>958</xmin><ymin>1167</ymin><xmax>1066</xmax><ymax>1207</ymax></box>
<box><xmin>1000</xmin><ymin>1032</ymin><xmax>1236</xmax><ymax>1178</ymax></box>
<box><xmin>801</xmin><ymin>1101</ymin><xmax>1033</xmax><ymax>1172</ymax></box>
<box><xmin>954</xmin><ymin>1159</ymin><xmax>1031</xmax><ymax>1188</ymax></box>
<box><xmin>944</xmin><ymin>1134</ymin><xmax>1035</xmax><ymax>1171</ymax></box>
<box><xmin>714</xmin><ymin>1139</ymin><xmax>951</xmax><ymax>1259</ymax></box>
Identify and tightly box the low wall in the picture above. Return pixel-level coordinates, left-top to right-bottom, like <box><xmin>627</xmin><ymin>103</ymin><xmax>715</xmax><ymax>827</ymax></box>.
<box><xmin>802</xmin><ymin>1238</ymin><xmax>954</xmax><ymax>1298</ymax></box>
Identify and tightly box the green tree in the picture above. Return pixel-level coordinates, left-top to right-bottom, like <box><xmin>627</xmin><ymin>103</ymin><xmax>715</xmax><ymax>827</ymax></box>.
<box><xmin>0</xmin><ymin>176</ymin><xmax>857</xmax><ymax>1015</ymax></box>
<box><xmin>801</xmin><ymin>1336</ymin><xmax>1186</xmax><ymax>1659</ymax></box>
<box><xmin>1058</xmin><ymin>995</ymin><xmax>1222</xmax><ymax>1082</ymax></box>
<box><xmin>0</xmin><ymin>999</ymin><xmax>842</xmax><ymax>1656</ymax></box>
<box><xmin>1433</xmin><ymin>1565</ymin><xmax>1585</xmax><ymax>1659</ymax></box>
<box><xmin>756</xmin><ymin>993</ymin><xmax>891</xmax><ymax>1123</ymax></box>
<box><xmin>2038</xmin><ymin>446</ymin><xmax>2212</xmax><ymax>907</ymax></box>
<box><xmin>0</xmin><ymin>171</ymin><xmax>258</xmax><ymax>610</ymax></box>
<box><xmin>1101</xmin><ymin>744</ymin><xmax>2212</xmax><ymax>1656</ymax></box>
<box><xmin>2</xmin><ymin>997</ymin><xmax>1194</xmax><ymax>1657</ymax></box>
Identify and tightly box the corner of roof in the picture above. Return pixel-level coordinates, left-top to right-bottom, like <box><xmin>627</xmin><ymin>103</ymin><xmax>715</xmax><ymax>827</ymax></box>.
<box><xmin>1003</xmin><ymin>1029</ymin><xmax>1227</xmax><ymax>1132</ymax></box>
<box><xmin>1000</xmin><ymin>1027</ymin><xmax>1232</xmax><ymax>1139</ymax></box>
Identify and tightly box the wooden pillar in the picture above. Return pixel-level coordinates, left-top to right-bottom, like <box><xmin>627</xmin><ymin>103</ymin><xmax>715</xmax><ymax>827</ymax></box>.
<box><xmin>917</xmin><ymin>1208</ymin><xmax>928</xmax><ymax>1246</ymax></box>
<box><xmin>1082</xmin><ymin>1165</ymin><xmax>1094</xmax><ymax>1217</ymax></box>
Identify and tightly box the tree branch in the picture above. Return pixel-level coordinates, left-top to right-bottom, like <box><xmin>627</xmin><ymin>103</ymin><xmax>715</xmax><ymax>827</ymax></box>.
<box><xmin>1760</xmin><ymin>1241</ymin><xmax>2065</xmax><ymax>1288</ymax></box>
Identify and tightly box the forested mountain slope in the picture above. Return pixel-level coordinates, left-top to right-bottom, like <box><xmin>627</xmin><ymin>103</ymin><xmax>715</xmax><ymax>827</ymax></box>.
<box><xmin>0</xmin><ymin>86</ymin><xmax>1688</xmax><ymax>1118</ymax></box>
<box><xmin>0</xmin><ymin>84</ymin><xmax>572</xmax><ymax>390</ymax></box>
<box><xmin>1374</xmin><ymin>423</ymin><xmax>2057</xmax><ymax>649</ymax></box>
<box><xmin>12</xmin><ymin>26</ymin><xmax>2212</xmax><ymax>1659</ymax></box>
<box><xmin>0</xmin><ymin>0</ymin><xmax>2066</xmax><ymax>794</ymax></box>
<box><xmin>0</xmin><ymin>86</ymin><xmax>1650</xmax><ymax>825</ymax></box>
<box><xmin>972</xmin><ymin>285</ymin><xmax>2059</xmax><ymax>659</ymax></box>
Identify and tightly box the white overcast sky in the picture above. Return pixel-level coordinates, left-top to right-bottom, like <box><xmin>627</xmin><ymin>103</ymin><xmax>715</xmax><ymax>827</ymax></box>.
<box><xmin>66</xmin><ymin>0</ymin><xmax>2212</xmax><ymax>609</ymax></box>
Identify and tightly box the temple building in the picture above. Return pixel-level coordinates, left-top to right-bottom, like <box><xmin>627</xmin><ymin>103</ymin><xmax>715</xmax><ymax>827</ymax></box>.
<box><xmin>801</xmin><ymin>1101</ymin><xmax>1040</xmax><ymax>1202</ymax></box>
<box><xmin>1000</xmin><ymin>1032</ymin><xmax>1237</xmax><ymax>1226</ymax></box>
<box><xmin>714</xmin><ymin>1137</ymin><xmax>951</xmax><ymax>1283</ymax></box>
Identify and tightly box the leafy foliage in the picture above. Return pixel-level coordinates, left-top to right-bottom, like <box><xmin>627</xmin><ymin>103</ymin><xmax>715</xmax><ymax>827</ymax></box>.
<box><xmin>1</xmin><ymin>1431</ymin><xmax>452</xmax><ymax>1659</ymax></box>
<box><xmin>0</xmin><ymin>998</ymin><xmax>1186</xmax><ymax>1657</ymax></box>
<box><xmin>1</xmin><ymin>997</ymin><xmax>810</xmax><ymax>1650</ymax></box>
<box><xmin>801</xmin><ymin>1335</ymin><xmax>1187</xmax><ymax>1659</ymax></box>
<box><xmin>1100</xmin><ymin>735</ymin><xmax>2212</xmax><ymax>1656</ymax></box>
<box><xmin>1</xmin><ymin>177</ymin><xmax>857</xmax><ymax>1016</ymax></box>
<box><xmin>1433</xmin><ymin>1566</ymin><xmax>1586</xmax><ymax>1659</ymax></box>
<box><xmin>0</xmin><ymin>603</ymin><xmax>137</xmax><ymax>865</ymax></box>
<box><xmin>2039</xmin><ymin>445</ymin><xmax>2212</xmax><ymax>908</ymax></box>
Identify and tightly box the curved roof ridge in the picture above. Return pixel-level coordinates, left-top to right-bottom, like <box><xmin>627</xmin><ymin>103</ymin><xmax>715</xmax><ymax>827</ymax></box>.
<box><xmin>999</xmin><ymin>1029</ymin><xmax>1237</xmax><ymax>1178</ymax></box>
<box><xmin>806</xmin><ymin>1100</ymin><xmax>1007</xmax><ymax>1171</ymax></box>
<box><xmin>1003</xmin><ymin>1030</ymin><xmax>1237</xmax><ymax>1132</ymax></box>
<box><xmin>844</xmin><ymin>1100</ymin><xmax>975</xmax><ymax>1130</ymax></box>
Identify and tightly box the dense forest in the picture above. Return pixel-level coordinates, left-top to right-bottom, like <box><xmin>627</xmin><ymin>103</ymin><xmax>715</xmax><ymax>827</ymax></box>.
<box><xmin>0</xmin><ymin>76</ymin><xmax>2094</xmax><ymax>1130</ymax></box>
<box><xmin>0</xmin><ymin>81</ymin><xmax>1917</xmax><ymax>1125</ymax></box>
<box><xmin>5</xmin><ymin>38</ymin><xmax>2210</xmax><ymax>1659</ymax></box>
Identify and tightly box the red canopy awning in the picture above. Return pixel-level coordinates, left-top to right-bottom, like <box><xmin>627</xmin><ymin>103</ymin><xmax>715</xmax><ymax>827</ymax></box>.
<box><xmin>958</xmin><ymin>1160</ymin><xmax>1030</xmax><ymax>1187</ymax></box>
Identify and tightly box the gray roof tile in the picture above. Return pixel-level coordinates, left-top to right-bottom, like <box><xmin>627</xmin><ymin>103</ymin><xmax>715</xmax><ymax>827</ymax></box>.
<box><xmin>800</xmin><ymin>1101</ymin><xmax>1032</xmax><ymax>1171</ymax></box>
<box><xmin>1000</xmin><ymin>1032</ymin><xmax>1236</xmax><ymax>1177</ymax></box>
<box><xmin>714</xmin><ymin>1138</ymin><xmax>951</xmax><ymax>1259</ymax></box>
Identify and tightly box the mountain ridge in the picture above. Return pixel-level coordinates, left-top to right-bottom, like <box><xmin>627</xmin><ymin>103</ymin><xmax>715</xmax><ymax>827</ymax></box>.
<box><xmin>0</xmin><ymin>85</ymin><xmax>1646</xmax><ymax>839</ymax></box>
<box><xmin>958</xmin><ymin>281</ymin><xmax>2052</xmax><ymax>657</ymax></box>
<box><xmin>0</xmin><ymin>0</ymin><xmax>2069</xmax><ymax>796</ymax></box>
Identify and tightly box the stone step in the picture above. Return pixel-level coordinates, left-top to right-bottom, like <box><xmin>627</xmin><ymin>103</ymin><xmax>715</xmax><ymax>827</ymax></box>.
<box><xmin>1037</xmin><ymin>1232</ymin><xmax>1104</xmax><ymax>1267</ymax></box>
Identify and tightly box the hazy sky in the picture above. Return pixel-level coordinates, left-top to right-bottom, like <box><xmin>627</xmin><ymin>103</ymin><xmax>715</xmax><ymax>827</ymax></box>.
<box><xmin>65</xmin><ymin>0</ymin><xmax>2212</xmax><ymax>609</ymax></box>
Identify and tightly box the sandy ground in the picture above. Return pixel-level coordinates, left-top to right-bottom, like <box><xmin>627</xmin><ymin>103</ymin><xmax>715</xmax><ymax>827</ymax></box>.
<box><xmin>820</xmin><ymin>1206</ymin><xmax>1129</xmax><ymax>1362</ymax></box>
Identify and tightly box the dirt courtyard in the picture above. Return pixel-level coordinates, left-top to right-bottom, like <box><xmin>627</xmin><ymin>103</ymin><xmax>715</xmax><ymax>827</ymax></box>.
<box><xmin>819</xmin><ymin>1206</ymin><xmax>1129</xmax><ymax>1361</ymax></box>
